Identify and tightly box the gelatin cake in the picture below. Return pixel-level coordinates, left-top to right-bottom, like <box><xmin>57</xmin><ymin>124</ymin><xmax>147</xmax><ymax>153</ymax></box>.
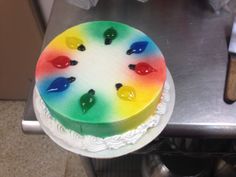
<box><xmin>35</xmin><ymin>21</ymin><xmax>166</xmax><ymax>138</ymax></box>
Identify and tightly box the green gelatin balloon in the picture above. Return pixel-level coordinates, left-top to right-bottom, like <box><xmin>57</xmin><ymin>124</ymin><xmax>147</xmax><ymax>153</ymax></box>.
<box><xmin>103</xmin><ymin>27</ymin><xmax>117</xmax><ymax>45</ymax></box>
<box><xmin>80</xmin><ymin>89</ymin><xmax>96</xmax><ymax>113</ymax></box>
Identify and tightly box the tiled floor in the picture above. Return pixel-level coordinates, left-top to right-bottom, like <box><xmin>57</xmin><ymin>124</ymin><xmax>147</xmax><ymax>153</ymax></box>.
<box><xmin>0</xmin><ymin>101</ymin><xmax>86</xmax><ymax>177</ymax></box>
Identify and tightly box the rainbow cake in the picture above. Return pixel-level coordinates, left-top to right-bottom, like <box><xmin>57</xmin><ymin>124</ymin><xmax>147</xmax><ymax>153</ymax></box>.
<box><xmin>35</xmin><ymin>21</ymin><xmax>166</xmax><ymax>138</ymax></box>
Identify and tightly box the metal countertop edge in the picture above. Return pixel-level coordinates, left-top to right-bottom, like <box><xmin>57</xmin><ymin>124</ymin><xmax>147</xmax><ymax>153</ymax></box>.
<box><xmin>21</xmin><ymin>120</ymin><xmax>43</xmax><ymax>134</ymax></box>
<box><xmin>22</xmin><ymin>119</ymin><xmax>236</xmax><ymax>138</ymax></box>
<box><xmin>161</xmin><ymin>124</ymin><xmax>236</xmax><ymax>138</ymax></box>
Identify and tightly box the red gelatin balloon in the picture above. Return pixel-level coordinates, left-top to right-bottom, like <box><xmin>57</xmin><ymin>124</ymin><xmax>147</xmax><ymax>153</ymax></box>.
<box><xmin>129</xmin><ymin>62</ymin><xmax>157</xmax><ymax>75</ymax></box>
<box><xmin>50</xmin><ymin>56</ymin><xmax>78</xmax><ymax>69</ymax></box>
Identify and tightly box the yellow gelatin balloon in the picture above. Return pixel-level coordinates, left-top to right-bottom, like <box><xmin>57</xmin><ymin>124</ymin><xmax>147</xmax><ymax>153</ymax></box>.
<box><xmin>66</xmin><ymin>37</ymin><xmax>85</xmax><ymax>51</ymax></box>
<box><xmin>116</xmin><ymin>83</ymin><xmax>136</xmax><ymax>101</ymax></box>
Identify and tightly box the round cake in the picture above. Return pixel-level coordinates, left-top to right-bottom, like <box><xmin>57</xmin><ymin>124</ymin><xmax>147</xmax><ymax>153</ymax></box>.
<box><xmin>35</xmin><ymin>21</ymin><xmax>166</xmax><ymax>138</ymax></box>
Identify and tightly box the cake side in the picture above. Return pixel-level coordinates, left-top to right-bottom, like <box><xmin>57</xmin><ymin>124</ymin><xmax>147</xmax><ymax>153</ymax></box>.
<box><xmin>44</xmin><ymin>85</ymin><xmax>163</xmax><ymax>137</ymax></box>
<box><xmin>34</xmin><ymin>80</ymin><xmax>171</xmax><ymax>153</ymax></box>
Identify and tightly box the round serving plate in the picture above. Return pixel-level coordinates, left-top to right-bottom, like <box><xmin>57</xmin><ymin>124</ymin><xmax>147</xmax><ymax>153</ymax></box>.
<box><xmin>33</xmin><ymin>69</ymin><xmax>175</xmax><ymax>158</ymax></box>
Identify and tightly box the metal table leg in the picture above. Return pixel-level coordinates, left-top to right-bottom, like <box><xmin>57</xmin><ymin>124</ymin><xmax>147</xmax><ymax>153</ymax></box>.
<box><xmin>79</xmin><ymin>157</ymin><xmax>97</xmax><ymax>177</ymax></box>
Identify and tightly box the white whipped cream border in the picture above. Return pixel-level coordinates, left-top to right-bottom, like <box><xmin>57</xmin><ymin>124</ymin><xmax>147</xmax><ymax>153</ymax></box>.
<box><xmin>35</xmin><ymin>81</ymin><xmax>170</xmax><ymax>152</ymax></box>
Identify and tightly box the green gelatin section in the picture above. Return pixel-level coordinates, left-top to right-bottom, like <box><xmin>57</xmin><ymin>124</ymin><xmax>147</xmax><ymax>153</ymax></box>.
<box><xmin>82</xmin><ymin>21</ymin><xmax>133</xmax><ymax>45</ymax></box>
<box><xmin>44</xmin><ymin>92</ymin><xmax>117</xmax><ymax>137</ymax></box>
<box><xmin>47</xmin><ymin>92</ymin><xmax>110</xmax><ymax>122</ymax></box>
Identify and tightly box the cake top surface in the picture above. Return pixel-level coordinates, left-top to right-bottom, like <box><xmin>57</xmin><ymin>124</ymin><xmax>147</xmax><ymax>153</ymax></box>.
<box><xmin>35</xmin><ymin>21</ymin><xmax>166</xmax><ymax>124</ymax></box>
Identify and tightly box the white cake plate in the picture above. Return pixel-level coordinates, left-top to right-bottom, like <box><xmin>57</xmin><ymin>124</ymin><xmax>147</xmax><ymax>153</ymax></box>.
<box><xmin>33</xmin><ymin>69</ymin><xmax>175</xmax><ymax>159</ymax></box>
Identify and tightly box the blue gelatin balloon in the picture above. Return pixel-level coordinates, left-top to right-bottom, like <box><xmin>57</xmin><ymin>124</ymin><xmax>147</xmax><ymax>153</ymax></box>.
<box><xmin>47</xmin><ymin>77</ymin><xmax>75</xmax><ymax>93</ymax></box>
<box><xmin>126</xmin><ymin>41</ymin><xmax>148</xmax><ymax>55</ymax></box>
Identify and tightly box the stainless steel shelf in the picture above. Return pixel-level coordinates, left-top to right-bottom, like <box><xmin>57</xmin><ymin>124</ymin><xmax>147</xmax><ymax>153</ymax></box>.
<box><xmin>22</xmin><ymin>0</ymin><xmax>236</xmax><ymax>138</ymax></box>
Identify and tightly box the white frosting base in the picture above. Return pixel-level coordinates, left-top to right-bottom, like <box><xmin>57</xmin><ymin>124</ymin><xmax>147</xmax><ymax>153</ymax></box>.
<box><xmin>34</xmin><ymin>81</ymin><xmax>170</xmax><ymax>152</ymax></box>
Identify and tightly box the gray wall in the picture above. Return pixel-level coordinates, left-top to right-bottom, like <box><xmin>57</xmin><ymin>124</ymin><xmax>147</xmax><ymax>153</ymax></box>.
<box><xmin>38</xmin><ymin>0</ymin><xmax>54</xmax><ymax>24</ymax></box>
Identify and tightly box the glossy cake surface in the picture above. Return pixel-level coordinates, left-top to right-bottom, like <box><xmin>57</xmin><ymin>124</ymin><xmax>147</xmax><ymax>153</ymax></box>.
<box><xmin>35</xmin><ymin>21</ymin><xmax>166</xmax><ymax>137</ymax></box>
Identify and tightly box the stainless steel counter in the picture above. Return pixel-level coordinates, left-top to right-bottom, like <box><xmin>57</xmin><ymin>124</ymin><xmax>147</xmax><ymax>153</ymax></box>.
<box><xmin>22</xmin><ymin>0</ymin><xmax>236</xmax><ymax>138</ymax></box>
